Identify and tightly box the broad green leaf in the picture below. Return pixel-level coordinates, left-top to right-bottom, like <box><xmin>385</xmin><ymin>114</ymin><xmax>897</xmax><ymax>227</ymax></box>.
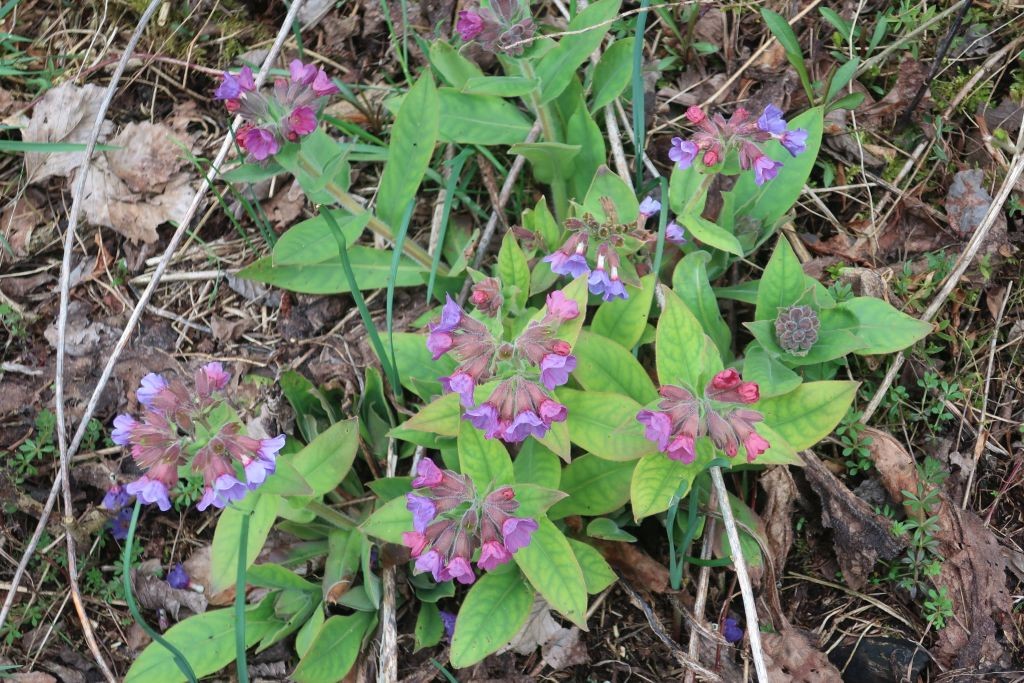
<box><xmin>590</xmin><ymin>37</ymin><xmax>635</xmax><ymax>111</ymax></box>
<box><xmin>513</xmin><ymin>440</ymin><xmax>562</xmax><ymax>488</ymax></box>
<box><xmin>360</xmin><ymin>495</ymin><xmax>412</xmax><ymax>544</ymax></box>
<box><xmin>222</xmin><ymin>160</ymin><xmax>284</xmax><ymax>184</ymax></box>
<box><xmin>258</xmin><ymin>591</ymin><xmax>316</xmax><ymax>652</ymax></box>
<box><xmin>292</xmin><ymin>612</ymin><xmax>375</xmax><ymax>683</ymax></box>
<box><xmin>656</xmin><ymin>286</ymin><xmax>722</xmax><ymax>390</ymax></box>
<box><xmin>510</xmin><ymin>141</ymin><xmax>581</xmax><ymax>184</ymax></box>
<box><xmin>323</xmin><ymin>530</ymin><xmax>362</xmax><ymax>604</ymax></box>
<box><xmin>671</xmin><ymin>253</ymin><xmax>731</xmax><ymax>357</ymax></box>
<box><xmin>514</xmin><ymin>483</ymin><xmax>569</xmax><ymax>518</ymax></box>
<box><xmin>294</xmin><ymin>604</ymin><xmax>325</xmax><ymax>658</ymax></box>
<box><xmin>438</xmin><ymin>88</ymin><xmax>533</xmax><ymax>145</ymax></box>
<box><xmin>757</xmin><ymin>381</ymin><xmax>858</xmax><ymax>450</ymax></box>
<box><xmin>668</xmin><ymin>162</ymin><xmax>708</xmax><ymax>216</ymax></box>
<box><xmin>680</xmin><ymin>212</ymin><xmax>743</xmax><ymax>256</ymax></box>
<box><xmin>291</xmin><ymin>418</ymin><xmax>359</xmax><ymax>496</ymax></box>
<box><xmin>591</xmin><ymin>273</ymin><xmax>655</xmax><ymax>350</ymax></box>
<box><xmin>568</xmin><ymin>539</ymin><xmax>617</xmax><ymax>593</ymax></box>
<box><xmin>497</xmin><ymin>231</ymin><xmax>531</xmax><ymax>312</ymax></box>
<box><xmin>247</xmin><ymin>563</ymin><xmax>319</xmax><ymax>592</ymax></box>
<box><xmin>536</xmin><ymin>0</ymin><xmax>622</xmax><ymax>103</ymax></box>
<box><xmin>209</xmin><ymin>492</ymin><xmax>279</xmax><ymax>594</ymax></box>
<box><xmin>582</xmin><ymin>165</ymin><xmax>639</xmax><ymax>223</ymax></box>
<box><xmin>559</xmin><ymin>389</ymin><xmax>657</xmax><ymax>461</ymax></box>
<box><xmin>564</xmin><ymin>86</ymin><xmax>606</xmax><ymax>201</ymax></box>
<box><xmin>742</xmin><ymin>344</ymin><xmax>802</xmax><ymax>398</ymax></box>
<box><xmin>523</xmin><ymin>196</ymin><xmax>561</xmax><ymax>252</ymax></box>
<box><xmin>750</xmin><ymin>422</ymin><xmax>801</xmax><ymax>466</ymax></box>
<box><xmin>760</xmin><ymin>8</ymin><xmax>812</xmax><ymax>100</ymax></box>
<box><xmin>839</xmin><ymin>297</ymin><xmax>932</xmax><ymax>355</ymax></box>
<box><xmin>549</xmin><ymin>454</ymin><xmax>635</xmax><ymax>518</ymax></box>
<box><xmin>458</xmin><ymin>421</ymin><xmax>514</xmax><ymax>490</ymax></box>
<box><xmin>429</xmin><ymin>41</ymin><xmax>483</xmax><ymax>88</ymax></box>
<box><xmin>585</xmin><ymin>517</ymin><xmax>637</xmax><ymax>542</ymax></box>
<box><xmin>538</xmin><ymin>419</ymin><xmax>571</xmax><ymax>462</ymax></box>
<box><xmin>238</xmin><ymin>248</ymin><xmax>424</xmax><ymax>295</ymax></box>
<box><xmin>630</xmin><ymin>452</ymin><xmax>706</xmax><ymax>520</ymax></box>
<box><xmin>514</xmin><ymin>519</ymin><xmax>588</xmax><ymax>627</ymax></box>
<box><xmin>462</xmin><ymin>75</ymin><xmax>539</xmax><ymax>97</ymax></box>
<box><xmin>390</xmin><ymin>332</ymin><xmax>457</xmax><ymax>400</ymax></box>
<box><xmin>714</xmin><ymin>280</ymin><xmax>759</xmax><ymax>304</ymax></box>
<box><xmin>273</xmin><ymin>211</ymin><xmax>369</xmax><ymax>266</ymax></box>
<box><xmin>378</xmin><ymin>74</ymin><xmax>438</xmax><ymax>233</ymax></box>
<box><xmin>755</xmin><ymin>236</ymin><xmax>808</xmax><ymax>321</ymax></box>
<box><xmin>450</xmin><ymin>568</ymin><xmax>533</xmax><ymax>667</ymax></box>
<box><xmin>572</xmin><ymin>330</ymin><xmax>658</xmax><ymax>404</ymax></box>
<box><xmin>125</xmin><ymin>607</ymin><xmax>275</xmax><ymax>682</ymax></box>
<box><xmin>392</xmin><ymin>392</ymin><xmax>461</xmax><ymax>437</ymax></box>
<box><xmin>414</xmin><ymin>602</ymin><xmax>444</xmax><ymax>652</ymax></box>
<box><xmin>258</xmin><ymin>457</ymin><xmax>314</xmax><ymax>498</ymax></box>
<box><xmin>274</xmin><ymin>129</ymin><xmax>351</xmax><ymax>204</ymax></box>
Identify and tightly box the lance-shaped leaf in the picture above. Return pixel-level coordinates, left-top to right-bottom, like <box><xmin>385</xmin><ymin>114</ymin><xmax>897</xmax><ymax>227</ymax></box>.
<box><xmin>656</xmin><ymin>286</ymin><xmax>723</xmax><ymax>391</ymax></box>
<box><xmin>755</xmin><ymin>236</ymin><xmax>807</xmax><ymax>321</ymax></box>
<box><xmin>292</xmin><ymin>611</ymin><xmax>375</xmax><ymax>683</ymax></box>
<box><xmin>838</xmin><ymin>297</ymin><xmax>932</xmax><ymax>355</ymax></box>
<box><xmin>378</xmin><ymin>74</ymin><xmax>438</xmax><ymax>233</ymax></box>
<box><xmin>458</xmin><ymin>420</ymin><xmax>514</xmax><ymax>490</ymax></box>
<box><xmin>756</xmin><ymin>381</ymin><xmax>858</xmax><ymax>450</ymax></box>
<box><xmin>572</xmin><ymin>330</ymin><xmax>658</xmax><ymax>404</ymax></box>
<box><xmin>630</xmin><ymin>450</ymin><xmax>710</xmax><ymax>520</ymax></box>
<box><xmin>209</xmin><ymin>492</ymin><xmax>279</xmax><ymax>595</ymax></box>
<box><xmin>549</xmin><ymin>454</ymin><xmax>636</xmax><ymax>518</ymax></box>
<box><xmin>514</xmin><ymin>519</ymin><xmax>588</xmax><ymax>627</ymax></box>
<box><xmin>559</xmin><ymin>388</ymin><xmax>657</xmax><ymax>461</ymax></box>
<box><xmin>360</xmin><ymin>495</ymin><xmax>413</xmax><ymax>545</ymax></box>
<box><xmin>450</xmin><ymin>567</ymin><xmax>533</xmax><ymax>667</ymax></box>
<box><xmin>592</xmin><ymin>273</ymin><xmax>656</xmax><ymax>350</ymax></box>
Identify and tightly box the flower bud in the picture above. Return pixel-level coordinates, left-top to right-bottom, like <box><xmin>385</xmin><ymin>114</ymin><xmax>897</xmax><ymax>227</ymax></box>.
<box><xmin>685</xmin><ymin>106</ymin><xmax>706</xmax><ymax>124</ymax></box>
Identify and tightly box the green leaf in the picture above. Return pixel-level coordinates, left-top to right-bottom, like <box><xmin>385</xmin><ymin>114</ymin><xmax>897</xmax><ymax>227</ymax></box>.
<box><xmin>458</xmin><ymin>421</ymin><xmax>514</xmax><ymax>490</ymax></box>
<box><xmin>838</xmin><ymin>297</ymin><xmax>932</xmax><ymax>355</ymax></box>
<box><xmin>124</xmin><ymin>607</ymin><xmax>276</xmax><ymax>682</ymax></box>
<box><xmin>497</xmin><ymin>231</ymin><xmax>531</xmax><ymax>312</ymax></box>
<box><xmin>291</xmin><ymin>418</ymin><xmax>359</xmax><ymax>496</ymax></box>
<box><xmin>755</xmin><ymin>236</ymin><xmax>807</xmax><ymax>321</ymax></box>
<box><xmin>438</xmin><ymin>88</ymin><xmax>533</xmax><ymax>145</ymax></box>
<box><xmin>668</xmin><ymin>161</ymin><xmax>708</xmax><ymax>216</ymax></box>
<box><xmin>536</xmin><ymin>0</ymin><xmax>623</xmax><ymax>103</ymax></box>
<box><xmin>572</xmin><ymin>330</ymin><xmax>658</xmax><ymax>404</ymax></box>
<box><xmin>514</xmin><ymin>519</ymin><xmax>588</xmax><ymax>627</ymax></box>
<box><xmin>585</xmin><ymin>517</ymin><xmax>637</xmax><ymax>542</ymax></box>
<box><xmin>209</xmin><ymin>492</ymin><xmax>279</xmax><ymax>594</ymax></box>
<box><xmin>222</xmin><ymin>160</ymin><xmax>285</xmax><ymax>184</ymax></box>
<box><xmin>523</xmin><ymin>196</ymin><xmax>561</xmax><ymax>252</ymax></box>
<box><xmin>292</xmin><ymin>612</ymin><xmax>375</xmax><ymax>683</ymax></box>
<box><xmin>714</xmin><ymin>280</ymin><xmax>759</xmax><ymax>305</ymax></box>
<box><xmin>450</xmin><ymin>568</ymin><xmax>533</xmax><ymax>668</ymax></box>
<box><xmin>248</xmin><ymin>563</ymin><xmax>319</xmax><ymax>593</ymax></box>
<box><xmin>378</xmin><ymin>74</ymin><xmax>438</xmax><ymax>234</ymax></box>
<box><xmin>513</xmin><ymin>440</ymin><xmax>562</xmax><ymax>488</ymax></box>
<box><xmin>510</xmin><ymin>141</ymin><xmax>581</xmax><ymax>184</ymax></box>
<box><xmin>564</xmin><ymin>85</ymin><xmax>606</xmax><ymax>201</ymax></box>
<box><xmin>591</xmin><ymin>273</ymin><xmax>655</xmax><ymax>350</ymax></box>
<box><xmin>273</xmin><ymin>211</ymin><xmax>369</xmax><ymax>266</ymax></box>
<box><xmin>394</xmin><ymin>392</ymin><xmax>461</xmax><ymax>437</ymax></box>
<box><xmin>294</xmin><ymin>605</ymin><xmax>325</xmax><ymax>658</ymax></box>
<box><xmin>630</xmin><ymin>453</ymin><xmax>705</xmax><ymax>520</ymax></box>
<box><xmin>258</xmin><ymin>457</ymin><xmax>314</xmax><ymax>499</ymax></box>
<box><xmin>582</xmin><ymin>165</ymin><xmax>639</xmax><ymax>223</ymax></box>
<box><xmin>757</xmin><ymin>381</ymin><xmax>858</xmax><ymax>450</ymax></box>
<box><xmin>742</xmin><ymin>344</ymin><xmax>802</xmax><ymax>398</ymax></box>
<box><xmin>538</xmin><ymin>419</ymin><xmax>571</xmax><ymax>462</ymax></box>
<box><xmin>656</xmin><ymin>286</ymin><xmax>722</xmax><ymax>390</ymax></box>
<box><xmin>238</xmin><ymin>248</ymin><xmax>424</xmax><ymax>295</ymax></box>
<box><xmin>414</xmin><ymin>602</ymin><xmax>444</xmax><ymax>652</ymax></box>
<box><xmin>750</xmin><ymin>422</ymin><xmax>801</xmax><ymax>466</ymax></box>
<box><xmin>390</xmin><ymin>332</ymin><xmax>457</xmax><ymax>400</ymax></box>
<box><xmin>680</xmin><ymin>213</ymin><xmax>743</xmax><ymax>256</ymax></box>
<box><xmin>514</xmin><ymin>483</ymin><xmax>569</xmax><ymax>518</ymax></box>
<box><xmin>429</xmin><ymin>40</ymin><xmax>483</xmax><ymax>88</ymax></box>
<box><xmin>559</xmin><ymin>389</ymin><xmax>657</xmax><ymax>461</ymax></box>
<box><xmin>549</xmin><ymin>454</ymin><xmax>636</xmax><ymax>518</ymax></box>
<box><xmin>671</xmin><ymin>253</ymin><xmax>731</xmax><ymax>357</ymax></box>
<box><xmin>590</xmin><ymin>38</ymin><xmax>635</xmax><ymax>110</ymax></box>
<box><xmin>462</xmin><ymin>75</ymin><xmax>540</xmax><ymax>97</ymax></box>
<box><xmin>323</xmin><ymin>529</ymin><xmax>362</xmax><ymax>604</ymax></box>
<box><xmin>274</xmin><ymin>129</ymin><xmax>350</xmax><ymax>203</ymax></box>
<box><xmin>359</xmin><ymin>495</ymin><xmax>412</xmax><ymax>544</ymax></box>
<box><xmin>760</xmin><ymin>8</ymin><xmax>812</xmax><ymax>100</ymax></box>
<box><xmin>746</xmin><ymin>308</ymin><xmax>866</xmax><ymax>367</ymax></box>
<box><xmin>568</xmin><ymin>539</ymin><xmax>617</xmax><ymax>593</ymax></box>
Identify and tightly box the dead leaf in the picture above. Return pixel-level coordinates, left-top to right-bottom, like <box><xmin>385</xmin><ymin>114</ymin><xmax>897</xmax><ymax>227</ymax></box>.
<box><xmin>594</xmin><ymin>540</ymin><xmax>667</xmax><ymax>593</ymax></box>
<box><xmin>801</xmin><ymin>451</ymin><xmax>905</xmax><ymax>590</ymax></box>
<box><xmin>106</xmin><ymin>122</ymin><xmax>191</xmax><ymax>193</ymax></box>
<box><xmin>860</xmin><ymin>57</ymin><xmax>930</xmax><ymax>128</ymax></box>
<box><xmin>43</xmin><ymin>301</ymin><xmax>118</xmax><ymax>357</ymax></box>
<box><xmin>130</xmin><ymin>569</ymin><xmax>207</xmax><ymax>621</ymax></box>
<box><xmin>501</xmin><ymin>597</ymin><xmax>562</xmax><ymax>656</ymax></box>
<box><xmin>5</xmin><ymin>674</ymin><xmax>57</xmax><ymax>683</ymax></box>
<box><xmin>946</xmin><ymin>169</ymin><xmax>1007</xmax><ymax>244</ymax></box>
<box><xmin>540</xmin><ymin>627</ymin><xmax>587</xmax><ymax>671</ymax></box>
<box><xmin>211</xmin><ymin>315</ymin><xmax>249</xmax><ymax>342</ymax></box>
<box><xmin>23</xmin><ymin>82</ymin><xmax>112</xmax><ymax>183</ymax></box>
<box><xmin>0</xmin><ymin>193</ymin><xmax>50</xmax><ymax>259</ymax></box>
<box><xmin>762</xmin><ymin>625</ymin><xmax>843</xmax><ymax>682</ymax></box>
<box><xmin>761</xmin><ymin>467</ymin><xmax>797</xmax><ymax>577</ymax></box>
<box><xmin>864</xmin><ymin>428</ymin><xmax>920</xmax><ymax>516</ymax></box>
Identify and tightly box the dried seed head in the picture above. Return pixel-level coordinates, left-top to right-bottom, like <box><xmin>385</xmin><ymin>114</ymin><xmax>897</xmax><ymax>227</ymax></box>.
<box><xmin>774</xmin><ymin>305</ymin><xmax>820</xmax><ymax>356</ymax></box>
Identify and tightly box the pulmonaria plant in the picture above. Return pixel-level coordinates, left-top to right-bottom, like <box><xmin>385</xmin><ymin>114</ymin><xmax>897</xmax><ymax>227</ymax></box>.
<box><xmin>427</xmin><ymin>290</ymin><xmax>578</xmax><ymax>442</ymax></box>
<box><xmin>214</xmin><ymin>60</ymin><xmax>340</xmax><ymax>162</ymax></box>
<box><xmin>774</xmin><ymin>305</ymin><xmax>820</xmax><ymax>356</ymax></box>
<box><xmin>101</xmin><ymin>484</ymin><xmax>133</xmax><ymax>541</ymax></box>
<box><xmin>669</xmin><ymin>104</ymin><xmax>808</xmax><ymax>185</ymax></box>
<box><xmin>456</xmin><ymin>0</ymin><xmax>535</xmax><ymax>56</ymax></box>
<box><xmin>112</xmin><ymin>363</ymin><xmax>286</xmax><ymax>512</ymax></box>
<box><xmin>637</xmin><ymin>369</ymin><xmax>770</xmax><ymax>463</ymax></box>
<box><xmin>401</xmin><ymin>459</ymin><xmax>538</xmax><ymax>584</ymax></box>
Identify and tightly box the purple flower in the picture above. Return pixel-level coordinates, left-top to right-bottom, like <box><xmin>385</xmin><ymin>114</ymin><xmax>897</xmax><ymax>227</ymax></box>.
<box><xmin>108</xmin><ymin>507</ymin><xmax>131</xmax><ymax>541</ymax></box>
<box><xmin>214</xmin><ymin>67</ymin><xmax>254</xmax><ymax>100</ymax></box>
<box><xmin>200</xmin><ymin>362</ymin><xmax>230</xmax><ymax>391</ymax></box>
<box><xmin>780</xmin><ymin>128</ymin><xmax>808</xmax><ymax>156</ymax></box>
<box><xmin>639</xmin><ymin>196</ymin><xmax>661</xmax><ymax>218</ymax></box>
<box><xmin>637</xmin><ymin>410</ymin><xmax>672</xmax><ymax>451</ymax></box>
<box><xmin>723</xmin><ymin>617</ymin><xmax>743</xmax><ymax>643</ymax></box>
<box><xmin>501</xmin><ymin>517</ymin><xmax>538</xmax><ymax>553</ymax></box>
<box><xmin>126</xmin><ymin>476</ymin><xmax>172</xmax><ymax>512</ymax></box>
<box><xmin>757</xmin><ymin>104</ymin><xmax>787</xmax><ymax>136</ymax></box>
<box><xmin>539</xmin><ymin>353</ymin><xmax>576</xmax><ymax>390</ymax></box>
<box><xmin>288</xmin><ymin>106</ymin><xmax>317</xmax><ymax>137</ymax></box>
<box><xmin>602</xmin><ymin>277</ymin><xmax>627</xmax><ymax>302</ymax></box>
<box><xmin>588</xmin><ymin>267</ymin><xmax>612</xmax><ymax>296</ymax></box>
<box><xmin>477</xmin><ymin>540</ymin><xmax>512</xmax><ymax>571</ymax></box>
<box><xmin>666</xmin><ymin>433</ymin><xmax>697</xmax><ymax>463</ymax></box>
<box><xmin>545</xmin><ymin>290</ymin><xmax>579</xmax><ymax>322</ymax></box>
<box><xmin>436</xmin><ymin>294</ymin><xmax>463</xmax><ymax>332</ymax></box>
<box><xmin>752</xmin><ymin>155</ymin><xmax>782</xmax><ymax>186</ymax></box>
<box><xmin>112</xmin><ymin>414</ymin><xmax>138</xmax><ymax>446</ymax></box>
<box><xmin>538</xmin><ymin>399</ymin><xmax>566</xmax><ymax>424</ymax></box>
<box><xmin>312</xmin><ymin>70</ymin><xmax>339</xmax><ymax>97</ymax></box>
<box><xmin>415</xmin><ymin>549</ymin><xmax>444</xmax><ymax>582</ymax></box>
<box><xmin>666</xmin><ymin>221</ymin><xmax>686</xmax><ymax>245</ymax></box>
<box><xmin>440</xmin><ymin>371</ymin><xmax>476</xmax><ymax>407</ymax></box>
<box><xmin>465</xmin><ymin>402</ymin><xmax>499</xmax><ymax>436</ymax></box>
<box><xmin>258</xmin><ymin>434</ymin><xmax>286</xmax><ymax>461</ymax></box>
<box><xmin>241</xmin><ymin>127</ymin><xmax>280</xmax><ymax>161</ymax></box>
<box><xmin>102</xmin><ymin>485</ymin><xmax>131</xmax><ymax>511</ymax></box>
<box><xmin>406</xmin><ymin>494</ymin><xmax>438</xmax><ymax>533</ymax></box>
<box><xmin>412</xmin><ymin>458</ymin><xmax>444</xmax><ymax>489</ymax></box>
<box><xmin>440</xmin><ymin>556</ymin><xmax>476</xmax><ymax>585</ymax></box>
<box><xmin>440</xmin><ymin>610</ymin><xmax>457</xmax><ymax>641</ymax></box>
<box><xmin>669</xmin><ymin>138</ymin><xmax>699</xmax><ymax>170</ymax></box>
<box><xmin>426</xmin><ymin>330</ymin><xmax>454</xmax><ymax>360</ymax></box>
<box><xmin>289</xmin><ymin>59</ymin><xmax>319</xmax><ymax>85</ymax></box>
<box><xmin>543</xmin><ymin>250</ymin><xmax>590</xmax><ymax>278</ymax></box>
<box><xmin>196</xmin><ymin>474</ymin><xmax>248</xmax><ymax>511</ymax></box>
<box><xmin>503</xmin><ymin>410</ymin><xmax>545</xmax><ymax>442</ymax></box>
<box><xmin>137</xmin><ymin>373</ymin><xmax>168</xmax><ymax>408</ymax></box>
<box><xmin>244</xmin><ymin>458</ymin><xmax>273</xmax><ymax>488</ymax></box>
<box><xmin>456</xmin><ymin>10</ymin><xmax>485</xmax><ymax>40</ymax></box>
<box><xmin>167</xmin><ymin>563</ymin><xmax>189</xmax><ymax>590</ymax></box>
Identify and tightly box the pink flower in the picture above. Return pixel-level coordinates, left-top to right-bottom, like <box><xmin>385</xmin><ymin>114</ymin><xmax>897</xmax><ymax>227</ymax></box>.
<box><xmin>456</xmin><ymin>10</ymin><xmax>485</xmax><ymax>40</ymax></box>
<box><xmin>241</xmin><ymin>127</ymin><xmax>280</xmax><ymax>161</ymax></box>
<box><xmin>412</xmin><ymin>458</ymin><xmax>444</xmax><ymax>489</ymax></box>
<box><xmin>685</xmin><ymin>106</ymin><xmax>706</xmax><ymax>124</ymax></box>
<box><xmin>289</xmin><ymin>59</ymin><xmax>318</xmax><ymax>85</ymax></box>
<box><xmin>440</xmin><ymin>556</ymin><xmax>476</xmax><ymax>585</ymax></box>
<box><xmin>440</xmin><ymin>371</ymin><xmax>476</xmax><ymax>407</ymax></box>
<box><xmin>478</xmin><ymin>540</ymin><xmax>512</xmax><ymax>570</ymax></box>
<box><xmin>502</xmin><ymin>517</ymin><xmax>538</xmax><ymax>553</ymax></box>
<box><xmin>287</xmin><ymin>106</ymin><xmax>317</xmax><ymax>138</ymax></box>
<box><xmin>545</xmin><ymin>290</ymin><xmax>579</xmax><ymax>322</ymax></box>
<box><xmin>311</xmin><ymin>69</ymin><xmax>339</xmax><ymax>97</ymax></box>
<box><xmin>744</xmin><ymin>431</ymin><xmax>770</xmax><ymax>461</ymax></box>
<box><xmin>402</xmin><ymin>531</ymin><xmax>429</xmax><ymax>557</ymax></box>
<box><xmin>414</xmin><ymin>549</ymin><xmax>444</xmax><ymax>582</ymax></box>
<box><xmin>426</xmin><ymin>330</ymin><xmax>454</xmax><ymax>360</ymax></box>
<box><xmin>201</xmin><ymin>362</ymin><xmax>230</xmax><ymax>390</ymax></box>
<box><xmin>538</xmin><ymin>399</ymin><xmax>567</xmax><ymax>424</ymax></box>
<box><xmin>666</xmin><ymin>433</ymin><xmax>696</xmax><ymax>463</ymax></box>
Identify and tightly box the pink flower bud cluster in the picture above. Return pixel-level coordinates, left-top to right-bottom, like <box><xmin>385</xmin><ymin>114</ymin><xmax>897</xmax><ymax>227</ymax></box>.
<box><xmin>456</xmin><ymin>0</ymin><xmax>535</xmax><ymax>56</ymax></box>
<box><xmin>426</xmin><ymin>290</ymin><xmax>579</xmax><ymax>443</ymax></box>
<box><xmin>111</xmin><ymin>363</ymin><xmax>286</xmax><ymax>512</ymax></box>
<box><xmin>214</xmin><ymin>60</ymin><xmax>340</xmax><ymax>162</ymax></box>
<box><xmin>544</xmin><ymin>225</ymin><xmax>628</xmax><ymax>302</ymax></box>
<box><xmin>636</xmin><ymin>369</ymin><xmax>770</xmax><ymax>463</ymax></box>
<box><xmin>669</xmin><ymin>104</ymin><xmax>808</xmax><ymax>186</ymax></box>
<box><xmin>401</xmin><ymin>459</ymin><xmax>538</xmax><ymax>585</ymax></box>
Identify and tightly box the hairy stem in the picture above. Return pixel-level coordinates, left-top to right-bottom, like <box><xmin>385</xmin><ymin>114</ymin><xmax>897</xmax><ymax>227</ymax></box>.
<box><xmin>235</xmin><ymin>510</ymin><xmax>250</xmax><ymax>683</ymax></box>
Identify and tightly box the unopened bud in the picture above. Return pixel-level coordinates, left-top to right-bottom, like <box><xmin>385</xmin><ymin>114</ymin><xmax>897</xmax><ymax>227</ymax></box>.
<box><xmin>685</xmin><ymin>106</ymin><xmax>706</xmax><ymax>124</ymax></box>
<box><xmin>702</xmin><ymin>149</ymin><xmax>720</xmax><ymax>166</ymax></box>
<box><xmin>470</xmin><ymin>277</ymin><xmax>503</xmax><ymax>317</ymax></box>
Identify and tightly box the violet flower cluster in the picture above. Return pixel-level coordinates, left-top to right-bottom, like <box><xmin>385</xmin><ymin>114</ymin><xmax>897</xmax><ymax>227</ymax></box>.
<box><xmin>402</xmin><ymin>459</ymin><xmax>538</xmax><ymax>585</ymax></box>
<box><xmin>214</xmin><ymin>60</ymin><xmax>339</xmax><ymax>162</ymax></box>
<box><xmin>669</xmin><ymin>104</ymin><xmax>808</xmax><ymax>186</ymax></box>
<box><xmin>112</xmin><ymin>363</ymin><xmax>286</xmax><ymax>512</ymax></box>
<box><xmin>427</xmin><ymin>290</ymin><xmax>579</xmax><ymax>443</ymax></box>
<box><xmin>102</xmin><ymin>484</ymin><xmax>133</xmax><ymax>541</ymax></box>
<box><xmin>456</xmin><ymin>0</ymin><xmax>535</xmax><ymax>56</ymax></box>
<box><xmin>638</xmin><ymin>195</ymin><xmax>687</xmax><ymax>246</ymax></box>
<box><xmin>543</xmin><ymin>210</ymin><xmax>634</xmax><ymax>301</ymax></box>
<box><xmin>637</xmin><ymin>369</ymin><xmax>770</xmax><ymax>463</ymax></box>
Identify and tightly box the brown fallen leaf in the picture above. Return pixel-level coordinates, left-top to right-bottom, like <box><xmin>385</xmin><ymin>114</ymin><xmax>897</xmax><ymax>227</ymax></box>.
<box><xmin>594</xmin><ymin>540</ymin><xmax>668</xmax><ymax>593</ymax></box>
<box><xmin>130</xmin><ymin>568</ymin><xmax>208</xmax><ymax>621</ymax></box>
<box><xmin>761</xmin><ymin>466</ymin><xmax>797</xmax><ymax>580</ymax></box>
<box><xmin>22</xmin><ymin>82</ymin><xmax>112</xmax><ymax>183</ymax></box>
<box><xmin>0</xmin><ymin>193</ymin><xmax>50</xmax><ymax>260</ymax></box>
<box><xmin>946</xmin><ymin>169</ymin><xmax>1009</xmax><ymax>256</ymax></box>
<box><xmin>762</xmin><ymin>623</ymin><xmax>844</xmax><ymax>682</ymax></box>
<box><xmin>860</xmin><ymin>57</ymin><xmax>931</xmax><ymax>129</ymax></box>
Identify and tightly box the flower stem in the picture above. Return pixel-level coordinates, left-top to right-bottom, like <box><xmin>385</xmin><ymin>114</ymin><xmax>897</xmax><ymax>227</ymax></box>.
<box><xmin>123</xmin><ymin>500</ymin><xmax>198</xmax><ymax>683</ymax></box>
<box><xmin>295</xmin><ymin>151</ymin><xmax>441</xmax><ymax>273</ymax></box>
<box><xmin>235</xmin><ymin>510</ymin><xmax>250</xmax><ymax>683</ymax></box>
<box><xmin>307</xmin><ymin>500</ymin><xmax>357</xmax><ymax>529</ymax></box>
<box><xmin>521</xmin><ymin>61</ymin><xmax>569</xmax><ymax>222</ymax></box>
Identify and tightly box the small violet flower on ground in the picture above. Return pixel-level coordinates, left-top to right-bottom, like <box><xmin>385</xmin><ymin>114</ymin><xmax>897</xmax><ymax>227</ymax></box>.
<box><xmin>637</xmin><ymin>369</ymin><xmax>770</xmax><ymax>463</ymax></box>
<box><xmin>111</xmin><ymin>362</ymin><xmax>286</xmax><ymax>513</ymax></box>
<box><xmin>102</xmin><ymin>485</ymin><xmax>134</xmax><ymax>541</ymax></box>
<box><xmin>167</xmin><ymin>563</ymin><xmax>190</xmax><ymax>590</ymax></box>
<box><xmin>401</xmin><ymin>459</ymin><xmax>538</xmax><ymax>585</ymax></box>
<box><xmin>723</xmin><ymin>617</ymin><xmax>743</xmax><ymax>643</ymax></box>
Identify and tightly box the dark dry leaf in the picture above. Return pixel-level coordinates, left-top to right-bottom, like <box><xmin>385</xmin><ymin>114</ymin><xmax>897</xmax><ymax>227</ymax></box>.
<box><xmin>594</xmin><ymin>540</ymin><xmax>669</xmax><ymax>593</ymax></box>
<box><xmin>131</xmin><ymin>569</ymin><xmax>207</xmax><ymax>621</ymax></box>
<box><xmin>946</xmin><ymin>168</ymin><xmax>1006</xmax><ymax>239</ymax></box>
<box><xmin>762</xmin><ymin>625</ymin><xmax>843</xmax><ymax>682</ymax></box>
<box><xmin>860</xmin><ymin>57</ymin><xmax>930</xmax><ymax>128</ymax></box>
